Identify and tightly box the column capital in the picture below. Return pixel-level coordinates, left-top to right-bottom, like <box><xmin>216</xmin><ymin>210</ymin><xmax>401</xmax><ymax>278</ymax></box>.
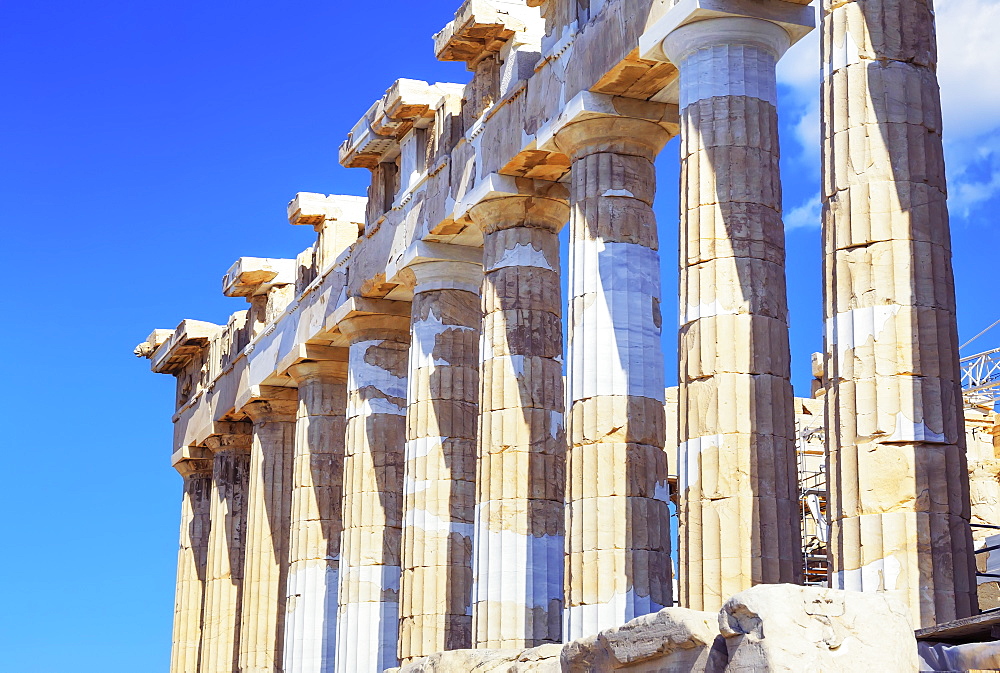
<box><xmin>553</xmin><ymin>116</ymin><xmax>672</xmax><ymax>160</ymax></box>
<box><xmin>339</xmin><ymin>313</ymin><xmax>412</xmax><ymax>344</ymax></box>
<box><xmin>203</xmin><ymin>421</ymin><xmax>253</xmax><ymax>452</ymax></box>
<box><xmin>385</xmin><ymin>241</ymin><xmax>483</xmax><ymax>295</ymax></box>
<box><xmin>639</xmin><ymin>0</ymin><xmax>814</xmax><ymax>63</ymax></box>
<box><xmin>242</xmin><ymin>395</ymin><xmax>298</xmax><ymax>424</ymax></box>
<box><xmin>327</xmin><ymin>297</ymin><xmax>412</xmax><ymax>345</ymax></box>
<box><xmin>172</xmin><ymin>446</ymin><xmax>214</xmax><ymax>477</ymax></box>
<box><xmin>469</xmin><ymin>194</ymin><xmax>570</xmax><ymax>235</ymax></box>
<box><xmin>276</xmin><ymin>344</ymin><xmax>350</xmax><ymax>379</ymax></box>
<box><xmin>534</xmin><ymin>91</ymin><xmax>679</xmax><ymax>155</ymax></box>
<box><xmin>286</xmin><ymin>360</ymin><xmax>349</xmax><ymax>384</ymax></box>
<box><xmin>409</xmin><ymin>259</ymin><xmax>483</xmax><ymax>295</ymax></box>
<box><xmin>661</xmin><ymin>16</ymin><xmax>792</xmax><ymax>64</ymax></box>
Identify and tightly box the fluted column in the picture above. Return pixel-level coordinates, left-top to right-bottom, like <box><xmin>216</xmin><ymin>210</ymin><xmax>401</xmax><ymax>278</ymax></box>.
<box><xmin>821</xmin><ymin>0</ymin><xmax>976</xmax><ymax>625</ymax></box>
<box><xmin>334</xmin><ymin>315</ymin><xmax>410</xmax><ymax>673</ymax></box>
<box><xmin>170</xmin><ymin>456</ymin><xmax>214</xmax><ymax>673</ymax></box>
<box><xmin>399</xmin><ymin>260</ymin><xmax>481</xmax><ymax>662</ymax></box>
<box><xmin>240</xmin><ymin>396</ymin><xmax>298</xmax><ymax>673</ymax></box>
<box><xmin>661</xmin><ymin>17</ymin><xmax>802</xmax><ymax>611</ymax></box>
<box><xmin>554</xmin><ymin>118</ymin><xmax>673</xmax><ymax>639</ymax></box>
<box><xmin>468</xmin><ymin>195</ymin><xmax>568</xmax><ymax>648</ymax></box>
<box><xmin>283</xmin><ymin>361</ymin><xmax>349</xmax><ymax>673</ymax></box>
<box><xmin>200</xmin><ymin>427</ymin><xmax>253</xmax><ymax>673</ymax></box>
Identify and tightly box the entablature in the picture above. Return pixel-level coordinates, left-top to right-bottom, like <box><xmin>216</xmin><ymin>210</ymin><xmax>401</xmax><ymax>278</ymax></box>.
<box><xmin>149</xmin><ymin>320</ymin><xmax>223</xmax><ymax>375</ymax></box>
<box><xmin>144</xmin><ymin>0</ymin><xmax>816</xmax><ymax>462</ymax></box>
<box><xmin>222</xmin><ymin>257</ymin><xmax>296</xmax><ymax>298</ymax></box>
<box><xmin>288</xmin><ymin>193</ymin><xmax>367</xmax><ymax>230</ymax></box>
<box><xmin>339</xmin><ymin>79</ymin><xmax>465</xmax><ymax>170</ymax></box>
<box><xmin>434</xmin><ymin>0</ymin><xmax>544</xmax><ymax>69</ymax></box>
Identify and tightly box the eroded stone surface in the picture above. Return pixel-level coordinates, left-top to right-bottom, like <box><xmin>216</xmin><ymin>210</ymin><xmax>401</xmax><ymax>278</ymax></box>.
<box><xmin>393</xmin><ymin>644</ymin><xmax>561</xmax><ymax>673</ymax></box>
<box><xmin>561</xmin><ymin>607</ymin><xmax>726</xmax><ymax>673</ymax></box>
<box><xmin>720</xmin><ymin>584</ymin><xmax>918</xmax><ymax>672</ymax></box>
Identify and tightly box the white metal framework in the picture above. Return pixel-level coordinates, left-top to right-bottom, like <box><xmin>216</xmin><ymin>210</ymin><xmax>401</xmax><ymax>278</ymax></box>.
<box><xmin>962</xmin><ymin>347</ymin><xmax>1000</xmax><ymax>407</ymax></box>
<box><xmin>797</xmin><ymin>414</ymin><xmax>828</xmax><ymax>586</ymax></box>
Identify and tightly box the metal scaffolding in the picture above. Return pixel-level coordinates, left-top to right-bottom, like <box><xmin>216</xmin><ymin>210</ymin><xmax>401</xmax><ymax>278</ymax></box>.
<box><xmin>797</xmin><ymin>409</ymin><xmax>829</xmax><ymax>586</ymax></box>
<box><xmin>962</xmin><ymin>347</ymin><xmax>1000</xmax><ymax>408</ymax></box>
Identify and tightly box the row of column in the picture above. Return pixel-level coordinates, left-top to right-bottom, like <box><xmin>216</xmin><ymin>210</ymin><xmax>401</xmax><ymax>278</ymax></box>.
<box><xmin>168</xmin><ymin>6</ymin><xmax>976</xmax><ymax>671</ymax></box>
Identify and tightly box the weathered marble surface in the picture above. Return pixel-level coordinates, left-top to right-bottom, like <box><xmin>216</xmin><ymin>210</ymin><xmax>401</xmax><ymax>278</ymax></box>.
<box><xmin>396</xmin><ymin>585</ymin><xmax>920</xmax><ymax>673</ymax></box>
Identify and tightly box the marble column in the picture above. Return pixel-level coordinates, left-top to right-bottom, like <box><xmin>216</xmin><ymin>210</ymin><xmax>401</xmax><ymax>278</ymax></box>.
<box><xmin>170</xmin><ymin>456</ymin><xmax>214</xmax><ymax>673</ymax></box>
<box><xmin>334</xmin><ymin>315</ymin><xmax>410</xmax><ymax>673</ymax></box>
<box><xmin>399</xmin><ymin>260</ymin><xmax>481</xmax><ymax>662</ymax></box>
<box><xmin>239</xmin><ymin>396</ymin><xmax>298</xmax><ymax>673</ymax></box>
<box><xmin>283</xmin><ymin>361</ymin><xmax>349</xmax><ymax>673</ymax></box>
<box><xmin>199</xmin><ymin>428</ymin><xmax>253</xmax><ymax>673</ymax></box>
<box><xmin>468</xmin><ymin>194</ymin><xmax>567</xmax><ymax>648</ymax></box>
<box><xmin>821</xmin><ymin>0</ymin><xmax>977</xmax><ymax>625</ymax></box>
<box><xmin>661</xmin><ymin>17</ymin><xmax>802</xmax><ymax>611</ymax></box>
<box><xmin>554</xmin><ymin>118</ymin><xmax>673</xmax><ymax>639</ymax></box>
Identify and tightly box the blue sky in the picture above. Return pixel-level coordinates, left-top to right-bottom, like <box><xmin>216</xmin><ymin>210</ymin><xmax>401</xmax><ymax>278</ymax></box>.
<box><xmin>2</xmin><ymin>1</ymin><xmax>997</xmax><ymax>671</ymax></box>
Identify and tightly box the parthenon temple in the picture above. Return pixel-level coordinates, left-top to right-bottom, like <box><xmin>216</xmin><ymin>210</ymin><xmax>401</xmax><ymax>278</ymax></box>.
<box><xmin>136</xmin><ymin>0</ymin><xmax>1000</xmax><ymax>670</ymax></box>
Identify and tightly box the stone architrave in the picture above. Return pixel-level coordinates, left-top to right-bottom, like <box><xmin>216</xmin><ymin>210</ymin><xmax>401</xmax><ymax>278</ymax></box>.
<box><xmin>334</xmin><ymin>314</ymin><xmax>411</xmax><ymax>673</ymax></box>
<box><xmin>467</xmin><ymin>193</ymin><xmax>568</xmax><ymax>649</ymax></box>
<box><xmin>199</xmin><ymin>426</ymin><xmax>253</xmax><ymax>673</ymax></box>
<box><xmin>399</xmin><ymin>260</ymin><xmax>482</xmax><ymax>662</ymax></box>
<box><xmin>283</xmin><ymin>360</ymin><xmax>349</xmax><ymax>673</ymax></box>
<box><xmin>660</xmin><ymin>16</ymin><xmax>802</xmax><ymax>610</ymax></box>
<box><xmin>239</xmin><ymin>394</ymin><xmax>298</xmax><ymax>673</ymax></box>
<box><xmin>821</xmin><ymin>0</ymin><xmax>978</xmax><ymax>625</ymax></box>
<box><xmin>554</xmin><ymin>117</ymin><xmax>674</xmax><ymax>639</ymax></box>
<box><xmin>170</xmin><ymin>453</ymin><xmax>214</xmax><ymax>673</ymax></box>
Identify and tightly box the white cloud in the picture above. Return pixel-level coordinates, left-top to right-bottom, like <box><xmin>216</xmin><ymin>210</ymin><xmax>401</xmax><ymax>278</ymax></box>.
<box><xmin>776</xmin><ymin>7</ymin><xmax>822</xmax><ymax>229</ymax></box>
<box><xmin>937</xmin><ymin>0</ymin><xmax>1000</xmax><ymax>140</ymax></box>
<box><xmin>776</xmin><ymin>6</ymin><xmax>821</xmax><ymax>153</ymax></box>
<box><xmin>785</xmin><ymin>196</ymin><xmax>822</xmax><ymax>231</ymax></box>
<box><xmin>774</xmin><ymin>0</ymin><xmax>1000</xmax><ymax>223</ymax></box>
<box><xmin>937</xmin><ymin>0</ymin><xmax>1000</xmax><ymax>217</ymax></box>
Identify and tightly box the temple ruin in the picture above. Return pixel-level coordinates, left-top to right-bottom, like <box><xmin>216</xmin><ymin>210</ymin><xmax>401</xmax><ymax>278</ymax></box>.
<box><xmin>136</xmin><ymin>0</ymin><xmax>1000</xmax><ymax>670</ymax></box>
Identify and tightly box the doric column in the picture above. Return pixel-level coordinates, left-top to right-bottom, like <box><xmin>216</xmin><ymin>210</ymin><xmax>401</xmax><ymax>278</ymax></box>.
<box><xmin>283</xmin><ymin>360</ymin><xmax>349</xmax><ymax>673</ymax></box>
<box><xmin>661</xmin><ymin>17</ymin><xmax>802</xmax><ymax>611</ymax></box>
<box><xmin>170</xmin><ymin>452</ymin><xmax>214</xmax><ymax>673</ymax></box>
<box><xmin>399</xmin><ymin>260</ymin><xmax>482</xmax><ymax>662</ymax></box>
<box><xmin>334</xmin><ymin>314</ymin><xmax>410</xmax><ymax>673</ymax></box>
<box><xmin>821</xmin><ymin>0</ymin><xmax>977</xmax><ymax>625</ymax></box>
<box><xmin>199</xmin><ymin>426</ymin><xmax>253</xmax><ymax>673</ymax></box>
<box><xmin>239</xmin><ymin>393</ymin><xmax>298</xmax><ymax>673</ymax></box>
<box><xmin>468</xmin><ymin>194</ymin><xmax>568</xmax><ymax>649</ymax></box>
<box><xmin>554</xmin><ymin>117</ymin><xmax>673</xmax><ymax>639</ymax></box>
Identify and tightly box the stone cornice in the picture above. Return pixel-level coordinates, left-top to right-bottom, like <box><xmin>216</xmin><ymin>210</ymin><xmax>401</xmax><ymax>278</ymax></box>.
<box><xmin>339</xmin><ymin>79</ymin><xmax>465</xmax><ymax>169</ymax></box>
<box><xmin>149</xmin><ymin>320</ymin><xmax>222</xmax><ymax>375</ymax></box>
<box><xmin>222</xmin><ymin>257</ymin><xmax>296</xmax><ymax>298</ymax></box>
<box><xmin>433</xmin><ymin>0</ymin><xmax>543</xmax><ymax>69</ymax></box>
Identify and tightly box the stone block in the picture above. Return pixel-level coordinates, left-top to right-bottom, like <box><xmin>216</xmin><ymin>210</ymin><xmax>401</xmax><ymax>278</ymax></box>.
<box><xmin>561</xmin><ymin>607</ymin><xmax>727</xmax><ymax>672</ymax></box>
<box><xmin>720</xmin><ymin>584</ymin><xmax>918</xmax><ymax>672</ymax></box>
<box><xmin>222</xmin><ymin>256</ymin><xmax>295</xmax><ymax>298</ymax></box>
<box><xmin>394</xmin><ymin>644</ymin><xmax>561</xmax><ymax>672</ymax></box>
